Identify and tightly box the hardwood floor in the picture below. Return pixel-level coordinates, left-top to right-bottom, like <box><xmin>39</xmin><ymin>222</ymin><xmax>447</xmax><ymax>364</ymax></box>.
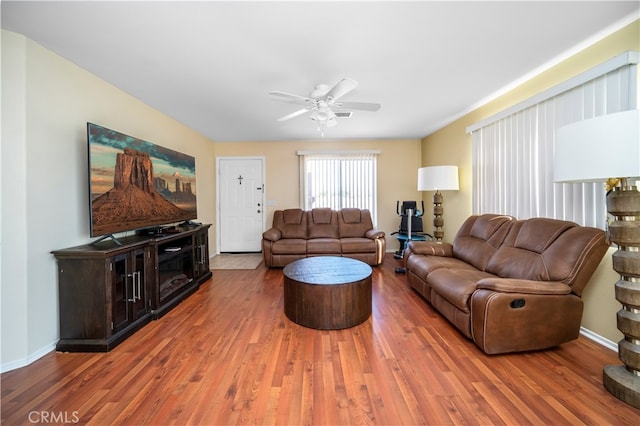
<box><xmin>2</xmin><ymin>254</ymin><xmax>639</xmax><ymax>425</ymax></box>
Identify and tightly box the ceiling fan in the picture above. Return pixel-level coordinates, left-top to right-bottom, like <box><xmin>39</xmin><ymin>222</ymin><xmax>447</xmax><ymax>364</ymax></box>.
<box><xmin>269</xmin><ymin>78</ymin><xmax>381</xmax><ymax>135</ymax></box>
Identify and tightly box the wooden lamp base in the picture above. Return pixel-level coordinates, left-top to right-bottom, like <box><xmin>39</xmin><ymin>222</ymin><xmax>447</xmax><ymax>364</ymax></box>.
<box><xmin>603</xmin><ymin>183</ymin><xmax>640</xmax><ymax>409</ymax></box>
<box><xmin>433</xmin><ymin>191</ymin><xmax>444</xmax><ymax>241</ymax></box>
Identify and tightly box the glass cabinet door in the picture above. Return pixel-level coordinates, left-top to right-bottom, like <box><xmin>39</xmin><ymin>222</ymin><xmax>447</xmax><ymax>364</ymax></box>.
<box><xmin>111</xmin><ymin>254</ymin><xmax>130</xmax><ymax>333</ymax></box>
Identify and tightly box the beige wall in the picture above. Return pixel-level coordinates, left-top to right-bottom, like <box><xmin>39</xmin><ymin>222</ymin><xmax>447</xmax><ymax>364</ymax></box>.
<box><xmin>1</xmin><ymin>30</ymin><xmax>216</xmax><ymax>371</ymax></box>
<box><xmin>420</xmin><ymin>20</ymin><xmax>640</xmax><ymax>344</ymax></box>
<box><xmin>214</xmin><ymin>139</ymin><xmax>422</xmax><ymax>253</ymax></box>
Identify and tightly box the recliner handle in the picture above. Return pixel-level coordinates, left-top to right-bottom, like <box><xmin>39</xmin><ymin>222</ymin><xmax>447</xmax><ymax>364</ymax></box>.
<box><xmin>510</xmin><ymin>299</ymin><xmax>526</xmax><ymax>309</ymax></box>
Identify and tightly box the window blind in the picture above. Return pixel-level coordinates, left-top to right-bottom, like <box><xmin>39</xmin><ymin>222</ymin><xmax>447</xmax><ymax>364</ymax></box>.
<box><xmin>470</xmin><ymin>52</ymin><xmax>638</xmax><ymax>229</ymax></box>
<box><xmin>298</xmin><ymin>151</ymin><xmax>378</xmax><ymax>223</ymax></box>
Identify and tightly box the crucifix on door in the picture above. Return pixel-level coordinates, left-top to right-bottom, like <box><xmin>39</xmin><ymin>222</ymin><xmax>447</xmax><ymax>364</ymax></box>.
<box><xmin>237</xmin><ymin>175</ymin><xmax>243</xmax><ymax>185</ymax></box>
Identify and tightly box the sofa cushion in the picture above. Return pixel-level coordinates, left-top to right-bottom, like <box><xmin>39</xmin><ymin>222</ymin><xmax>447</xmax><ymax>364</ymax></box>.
<box><xmin>515</xmin><ymin>218</ymin><xmax>573</xmax><ymax>253</ymax></box>
<box><xmin>486</xmin><ymin>218</ymin><xmax>607</xmax><ymax>293</ymax></box>
<box><xmin>405</xmin><ymin>254</ymin><xmax>477</xmax><ymax>281</ymax></box>
<box><xmin>452</xmin><ymin>214</ymin><xmax>514</xmax><ymax>271</ymax></box>
<box><xmin>341</xmin><ymin>237</ymin><xmax>376</xmax><ymax>254</ymax></box>
<box><xmin>539</xmin><ymin>225</ymin><xmax>607</xmax><ymax>295</ymax></box>
<box><xmin>307</xmin><ymin>238</ymin><xmax>341</xmax><ymax>254</ymax></box>
<box><xmin>486</xmin><ymin>246</ymin><xmax>549</xmax><ymax>281</ymax></box>
<box><xmin>271</xmin><ymin>239</ymin><xmax>307</xmax><ymax>255</ymax></box>
<box><xmin>310</xmin><ymin>208</ymin><xmax>333</xmax><ymax>224</ymax></box>
<box><xmin>429</xmin><ymin>268</ymin><xmax>497</xmax><ymax>313</ymax></box>
<box><xmin>341</xmin><ymin>208</ymin><xmax>363</xmax><ymax>223</ymax></box>
<box><xmin>273</xmin><ymin>209</ymin><xmax>308</xmax><ymax>239</ymax></box>
<box><xmin>308</xmin><ymin>208</ymin><xmax>339</xmax><ymax>238</ymax></box>
<box><xmin>338</xmin><ymin>208</ymin><xmax>374</xmax><ymax>238</ymax></box>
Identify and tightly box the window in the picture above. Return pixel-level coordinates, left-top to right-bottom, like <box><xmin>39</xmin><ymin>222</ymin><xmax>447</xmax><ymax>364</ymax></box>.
<box><xmin>298</xmin><ymin>151</ymin><xmax>378</xmax><ymax>222</ymax></box>
<box><xmin>468</xmin><ymin>52</ymin><xmax>638</xmax><ymax>229</ymax></box>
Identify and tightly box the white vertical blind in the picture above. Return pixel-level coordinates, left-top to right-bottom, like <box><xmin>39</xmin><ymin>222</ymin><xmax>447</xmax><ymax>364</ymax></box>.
<box><xmin>470</xmin><ymin>56</ymin><xmax>637</xmax><ymax>230</ymax></box>
<box><xmin>298</xmin><ymin>151</ymin><xmax>378</xmax><ymax>223</ymax></box>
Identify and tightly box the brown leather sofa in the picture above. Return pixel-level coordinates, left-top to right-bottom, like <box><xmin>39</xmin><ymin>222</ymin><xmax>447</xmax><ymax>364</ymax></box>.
<box><xmin>262</xmin><ymin>208</ymin><xmax>386</xmax><ymax>267</ymax></box>
<box><xmin>404</xmin><ymin>214</ymin><xmax>609</xmax><ymax>354</ymax></box>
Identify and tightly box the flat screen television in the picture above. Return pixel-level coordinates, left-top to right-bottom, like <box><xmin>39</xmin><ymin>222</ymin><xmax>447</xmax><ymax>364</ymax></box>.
<box><xmin>87</xmin><ymin>122</ymin><xmax>197</xmax><ymax>238</ymax></box>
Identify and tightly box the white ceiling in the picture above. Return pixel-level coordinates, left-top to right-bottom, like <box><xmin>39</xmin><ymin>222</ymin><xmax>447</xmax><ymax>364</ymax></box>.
<box><xmin>2</xmin><ymin>1</ymin><xmax>639</xmax><ymax>142</ymax></box>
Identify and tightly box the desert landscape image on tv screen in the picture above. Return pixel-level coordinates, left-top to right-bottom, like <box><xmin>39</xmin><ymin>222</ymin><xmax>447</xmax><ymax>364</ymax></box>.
<box><xmin>88</xmin><ymin>123</ymin><xmax>197</xmax><ymax>237</ymax></box>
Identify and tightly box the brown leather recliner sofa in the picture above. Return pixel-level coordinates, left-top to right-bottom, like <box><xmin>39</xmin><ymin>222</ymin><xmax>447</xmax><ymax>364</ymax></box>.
<box><xmin>404</xmin><ymin>214</ymin><xmax>609</xmax><ymax>354</ymax></box>
<box><xmin>262</xmin><ymin>208</ymin><xmax>386</xmax><ymax>267</ymax></box>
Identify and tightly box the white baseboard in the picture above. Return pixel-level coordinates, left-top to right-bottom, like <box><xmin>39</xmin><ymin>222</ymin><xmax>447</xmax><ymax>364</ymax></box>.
<box><xmin>580</xmin><ymin>327</ymin><xmax>618</xmax><ymax>352</ymax></box>
<box><xmin>1</xmin><ymin>341</ymin><xmax>57</xmax><ymax>373</ymax></box>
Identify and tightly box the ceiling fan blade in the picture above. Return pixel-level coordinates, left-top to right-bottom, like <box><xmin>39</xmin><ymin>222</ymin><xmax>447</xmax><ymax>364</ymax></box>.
<box><xmin>277</xmin><ymin>108</ymin><xmax>311</xmax><ymax>122</ymax></box>
<box><xmin>325</xmin><ymin>78</ymin><xmax>358</xmax><ymax>101</ymax></box>
<box><xmin>336</xmin><ymin>101</ymin><xmax>381</xmax><ymax>112</ymax></box>
<box><xmin>269</xmin><ymin>91</ymin><xmax>313</xmax><ymax>104</ymax></box>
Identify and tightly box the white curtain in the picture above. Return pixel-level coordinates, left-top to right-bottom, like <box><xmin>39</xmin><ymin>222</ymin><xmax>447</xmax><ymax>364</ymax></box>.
<box><xmin>298</xmin><ymin>151</ymin><xmax>378</xmax><ymax>223</ymax></box>
<box><xmin>470</xmin><ymin>55</ymin><xmax>637</xmax><ymax>230</ymax></box>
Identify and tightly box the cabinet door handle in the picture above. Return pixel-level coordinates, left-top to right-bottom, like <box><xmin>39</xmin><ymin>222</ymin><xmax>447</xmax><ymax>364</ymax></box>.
<box><xmin>130</xmin><ymin>271</ymin><xmax>140</xmax><ymax>302</ymax></box>
<box><xmin>136</xmin><ymin>271</ymin><xmax>141</xmax><ymax>302</ymax></box>
<box><xmin>127</xmin><ymin>273</ymin><xmax>135</xmax><ymax>302</ymax></box>
<box><xmin>132</xmin><ymin>272</ymin><xmax>137</xmax><ymax>302</ymax></box>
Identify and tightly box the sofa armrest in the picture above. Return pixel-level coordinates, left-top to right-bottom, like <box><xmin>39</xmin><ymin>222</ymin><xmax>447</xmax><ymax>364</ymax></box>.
<box><xmin>365</xmin><ymin>229</ymin><xmax>385</xmax><ymax>239</ymax></box>
<box><xmin>407</xmin><ymin>241</ymin><xmax>453</xmax><ymax>257</ymax></box>
<box><xmin>476</xmin><ymin>278</ymin><xmax>572</xmax><ymax>295</ymax></box>
<box><xmin>262</xmin><ymin>228</ymin><xmax>282</xmax><ymax>242</ymax></box>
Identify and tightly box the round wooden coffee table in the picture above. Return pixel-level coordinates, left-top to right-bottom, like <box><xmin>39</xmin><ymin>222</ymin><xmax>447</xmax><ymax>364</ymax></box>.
<box><xmin>283</xmin><ymin>256</ymin><xmax>373</xmax><ymax>329</ymax></box>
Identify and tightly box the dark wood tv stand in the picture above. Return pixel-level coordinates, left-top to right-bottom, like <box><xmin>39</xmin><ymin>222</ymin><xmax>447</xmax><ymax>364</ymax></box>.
<box><xmin>52</xmin><ymin>224</ymin><xmax>211</xmax><ymax>352</ymax></box>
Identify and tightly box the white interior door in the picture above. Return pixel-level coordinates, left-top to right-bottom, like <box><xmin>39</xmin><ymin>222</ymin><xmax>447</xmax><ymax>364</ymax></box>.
<box><xmin>218</xmin><ymin>157</ymin><xmax>265</xmax><ymax>252</ymax></box>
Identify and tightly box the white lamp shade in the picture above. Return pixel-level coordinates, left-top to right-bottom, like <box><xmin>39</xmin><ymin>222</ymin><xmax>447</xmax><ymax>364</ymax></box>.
<box><xmin>554</xmin><ymin>110</ymin><xmax>640</xmax><ymax>183</ymax></box>
<box><xmin>418</xmin><ymin>166</ymin><xmax>459</xmax><ymax>191</ymax></box>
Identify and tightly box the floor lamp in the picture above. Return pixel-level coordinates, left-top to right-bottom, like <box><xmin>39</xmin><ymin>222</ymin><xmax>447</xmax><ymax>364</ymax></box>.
<box><xmin>417</xmin><ymin>166</ymin><xmax>459</xmax><ymax>241</ymax></box>
<box><xmin>554</xmin><ymin>109</ymin><xmax>640</xmax><ymax>409</ymax></box>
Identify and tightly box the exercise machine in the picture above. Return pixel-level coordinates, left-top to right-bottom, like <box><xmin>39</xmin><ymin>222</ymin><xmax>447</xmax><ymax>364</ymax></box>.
<box><xmin>392</xmin><ymin>201</ymin><xmax>432</xmax><ymax>273</ymax></box>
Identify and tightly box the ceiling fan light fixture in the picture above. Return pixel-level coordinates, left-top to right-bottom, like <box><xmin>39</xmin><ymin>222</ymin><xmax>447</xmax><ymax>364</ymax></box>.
<box><xmin>269</xmin><ymin>78</ymin><xmax>379</xmax><ymax>135</ymax></box>
<box><xmin>315</xmin><ymin>111</ymin><xmax>329</xmax><ymax>122</ymax></box>
<box><xmin>314</xmin><ymin>105</ymin><xmax>336</xmax><ymax>122</ymax></box>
